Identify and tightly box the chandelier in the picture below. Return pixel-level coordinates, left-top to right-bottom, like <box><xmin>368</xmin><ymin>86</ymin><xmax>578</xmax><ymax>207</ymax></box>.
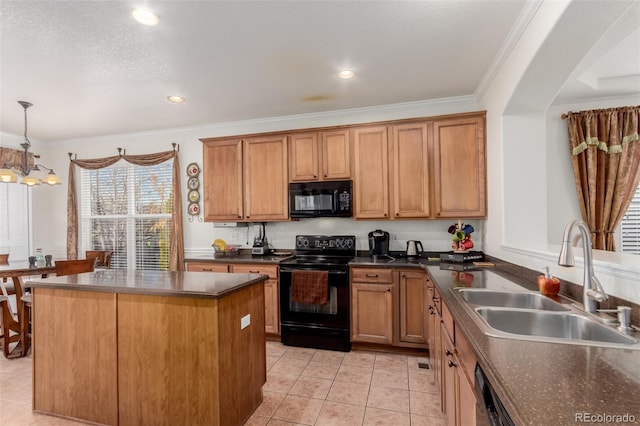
<box><xmin>0</xmin><ymin>101</ymin><xmax>61</xmax><ymax>186</ymax></box>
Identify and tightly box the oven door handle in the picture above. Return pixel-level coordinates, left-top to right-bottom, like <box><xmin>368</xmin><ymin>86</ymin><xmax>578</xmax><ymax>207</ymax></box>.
<box><xmin>280</xmin><ymin>267</ymin><xmax>348</xmax><ymax>275</ymax></box>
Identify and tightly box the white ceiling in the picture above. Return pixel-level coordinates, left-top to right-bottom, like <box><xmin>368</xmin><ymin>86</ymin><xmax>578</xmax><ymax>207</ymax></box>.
<box><xmin>0</xmin><ymin>1</ymin><xmax>638</xmax><ymax>142</ymax></box>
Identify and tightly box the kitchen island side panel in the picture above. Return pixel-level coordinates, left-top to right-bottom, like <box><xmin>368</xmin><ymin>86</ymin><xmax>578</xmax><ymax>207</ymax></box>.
<box><xmin>117</xmin><ymin>294</ymin><xmax>221</xmax><ymax>426</ymax></box>
<box><xmin>32</xmin><ymin>288</ymin><xmax>118</xmax><ymax>425</ymax></box>
<box><xmin>218</xmin><ymin>282</ymin><xmax>266</xmax><ymax>426</ymax></box>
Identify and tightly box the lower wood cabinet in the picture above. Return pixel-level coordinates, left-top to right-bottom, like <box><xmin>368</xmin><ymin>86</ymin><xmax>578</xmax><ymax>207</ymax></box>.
<box><xmin>440</xmin><ymin>294</ymin><xmax>477</xmax><ymax>426</ymax></box>
<box><xmin>230</xmin><ymin>264</ymin><xmax>279</xmax><ymax>335</ymax></box>
<box><xmin>350</xmin><ymin>267</ymin><xmax>428</xmax><ymax>349</ymax></box>
<box><xmin>350</xmin><ymin>267</ymin><xmax>395</xmax><ymax>344</ymax></box>
<box><xmin>398</xmin><ymin>269</ymin><xmax>428</xmax><ymax>346</ymax></box>
<box><xmin>186</xmin><ymin>262</ymin><xmax>230</xmax><ymax>273</ymax></box>
<box><xmin>185</xmin><ymin>261</ymin><xmax>280</xmax><ymax>335</ymax></box>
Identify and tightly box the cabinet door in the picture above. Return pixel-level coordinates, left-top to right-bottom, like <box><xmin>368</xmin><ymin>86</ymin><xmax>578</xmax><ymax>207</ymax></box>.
<box><xmin>289</xmin><ymin>132</ymin><xmax>319</xmax><ymax>181</ymax></box>
<box><xmin>244</xmin><ymin>136</ymin><xmax>289</xmax><ymax>221</ymax></box>
<box><xmin>392</xmin><ymin>123</ymin><xmax>430</xmax><ymax>218</ymax></box>
<box><xmin>457</xmin><ymin>365</ymin><xmax>476</xmax><ymax>426</ymax></box>
<box><xmin>231</xmin><ymin>264</ymin><xmax>279</xmax><ymax>335</ymax></box>
<box><xmin>202</xmin><ymin>139</ymin><xmax>244</xmax><ymax>221</ymax></box>
<box><xmin>351</xmin><ymin>282</ymin><xmax>394</xmax><ymax>344</ymax></box>
<box><xmin>353</xmin><ymin>126</ymin><xmax>389</xmax><ymax>219</ymax></box>
<box><xmin>185</xmin><ymin>262</ymin><xmax>229</xmax><ymax>273</ymax></box>
<box><xmin>432</xmin><ymin>114</ymin><xmax>486</xmax><ymax>217</ymax></box>
<box><xmin>321</xmin><ymin>129</ymin><xmax>351</xmax><ymax>180</ymax></box>
<box><xmin>263</xmin><ymin>279</ymin><xmax>279</xmax><ymax>334</ymax></box>
<box><xmin>398</xmin><ymin>270</ymin><xmax>428</xmax><ymax>345</ymax></box>
<box><xmin>442</xmin><ymin>322</ymin><xmax>457</xmax><ymax>426</ymax></box>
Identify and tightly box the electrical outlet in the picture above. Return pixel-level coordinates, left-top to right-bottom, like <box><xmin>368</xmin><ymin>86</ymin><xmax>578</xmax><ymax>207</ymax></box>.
<box><xmin>241</xmin><ymin>314</ymin><xmax>251</xmax><ymax>330</ymax></box>
<box><xmin>392</xmin><ymin>234</ymin><xmax>397</xmax><ymax>241</ymax></box>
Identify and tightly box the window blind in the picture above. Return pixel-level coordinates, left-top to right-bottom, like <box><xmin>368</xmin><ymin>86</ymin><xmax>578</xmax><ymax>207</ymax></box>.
<box><xmin>621</xmin><ymin>184</ymin><xmax>640</xmax><ymax>255</ymax></box>
<box><xmin>80</xmin><ymin>159</ymin><xmax>173</xmax><ymax>270</ymax></box>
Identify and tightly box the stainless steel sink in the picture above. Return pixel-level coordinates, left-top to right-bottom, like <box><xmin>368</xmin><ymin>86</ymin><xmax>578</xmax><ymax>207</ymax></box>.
<box><xmin>475</xmin><ymin>308</ymin><xmax>637</xmax><ymax>347</ymax></box>
<box><xmin>456</xmin><ymin>289</ymin><xmax>569</xmax><ymax>311</ymax></box>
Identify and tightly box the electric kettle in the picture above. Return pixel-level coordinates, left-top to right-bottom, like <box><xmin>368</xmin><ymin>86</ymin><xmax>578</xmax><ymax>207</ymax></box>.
<box><xmin>406</xmin><ymin>240</ymin><xmax>423</xmax><ymax>258</ymax></box>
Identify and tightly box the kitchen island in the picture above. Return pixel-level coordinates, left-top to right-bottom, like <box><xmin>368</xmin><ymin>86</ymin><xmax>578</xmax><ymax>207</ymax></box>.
<box><xmin>27</xmin><ymin>269</ymin><xmax>268</xmax><ymax>426</ymax></box>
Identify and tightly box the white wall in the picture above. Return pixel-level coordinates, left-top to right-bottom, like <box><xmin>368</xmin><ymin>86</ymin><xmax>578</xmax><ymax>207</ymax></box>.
<box><xmin>28</xmin><ymin>97</ymin><xmax>482</xmax><ymax>260</ymax></box>
<box><xmin>480</xmin><ymin>0</ymin><xmax>640</xmax><ymax>303</ymax></box>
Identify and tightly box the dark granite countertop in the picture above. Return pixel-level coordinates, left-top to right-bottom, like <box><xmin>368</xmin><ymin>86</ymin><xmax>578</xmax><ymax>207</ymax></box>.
<box><xmin>185</xmin><ymin>252</ymin><xmax>293</xmax><ymax>265</ymax></box>
<box><xmin>425</xmin><ymin>265</ymin><xmax>640</xmax><ymax>425</ymax></box>
<box><xmin>26</xmin><ymin>269</ymin><xmax>268</xmax><ymax>299</ymax></box>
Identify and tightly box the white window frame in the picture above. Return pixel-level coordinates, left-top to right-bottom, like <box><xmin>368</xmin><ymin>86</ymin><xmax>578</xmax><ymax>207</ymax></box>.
<box><xmin>620</xmin><ymin>183</ymin><xmax>640</xmax><ymax>255</ymax></box>
<box><xmin>79</xmin><ymin>160</ymin><xmax>173</xmax><ymax>270</ymax></box>
<box><xmin>0</xmin><ymin>183</ymin><xmax>32</xmax><ymax>261</ymax></box>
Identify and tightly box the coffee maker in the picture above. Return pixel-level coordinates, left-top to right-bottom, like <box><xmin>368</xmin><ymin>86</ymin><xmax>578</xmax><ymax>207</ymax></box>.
<box><xmin>368</xmin><ymin>230</ymin><xmax>390</xmax><ymax>257</ymax></box>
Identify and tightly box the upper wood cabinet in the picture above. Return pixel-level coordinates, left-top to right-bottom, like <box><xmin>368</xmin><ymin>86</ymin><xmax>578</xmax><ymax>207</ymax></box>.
<box><xmin>244</xmin><ymin>136</ymin><xmax>289</xmax><ymax>221</ymax></box>
<box><xmin>202</xmin><ymin>139</ymin><xmax>244</xmax><ymax>221</ymax></box>
<box><xmin>391</xmin><ymin>123</ymin><xmax>430</xmax><ymax>218</ymax></box>
<box><xmin>201</xmin><ymin>136</ymin><xmax>288</xmax><ymax>222</ymax></box>
<box><xmin>353</xmin><ymin>126</ymin><xmax>390</xmax><ymax>219</ymax></box>
<box><xmin>289</xmin><ymin>129</ymin><xmax>350</xmax><ymax>181</ymax></box>
<box><xmin>432</xmin><ymin>115</ymin><xmax>486</xmax><ymax>218</ymax></box>
<box><xmin>201</xmin><ymin>111</ymin><xmax>486</xmax><ymax>221</ymax></box>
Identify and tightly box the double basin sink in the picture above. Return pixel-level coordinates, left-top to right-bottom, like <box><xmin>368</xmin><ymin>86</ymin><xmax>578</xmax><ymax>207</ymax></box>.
<box><xmin>452</xmin><ymin>288</ymin><xmax>639</xmax><ymax>349</ymax></box>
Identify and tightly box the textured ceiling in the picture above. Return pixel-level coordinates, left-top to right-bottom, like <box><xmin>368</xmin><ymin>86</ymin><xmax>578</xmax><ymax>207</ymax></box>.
<box><xmin>0</xmin><ymin>1</ymin><xmax>637</xmax><ymax>142</ymax></box>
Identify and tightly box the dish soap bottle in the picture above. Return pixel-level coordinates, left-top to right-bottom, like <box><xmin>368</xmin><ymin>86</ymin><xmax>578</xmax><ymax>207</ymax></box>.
<box><xmin>537</xmin><ymin>266</ymin><xmax>560</xmax><ymax>296</ymax></box>
<box><xmin>35</xmin><ymin>248</ymin><xmax>45</xmax><ymax>267</ymax></box>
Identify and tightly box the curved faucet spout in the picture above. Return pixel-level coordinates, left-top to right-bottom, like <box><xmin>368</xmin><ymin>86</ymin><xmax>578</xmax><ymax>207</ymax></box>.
<box><xmin>557</xmin><ymin>220</ymin><xmax>608</xmax><ymax>313</ymax></box>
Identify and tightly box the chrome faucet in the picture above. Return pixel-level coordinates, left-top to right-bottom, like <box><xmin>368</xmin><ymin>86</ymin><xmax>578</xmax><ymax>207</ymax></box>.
<box><xmin>558</xmin><ymin>220</ymin><xmax>608</xmax><ymax>313</ymax></box>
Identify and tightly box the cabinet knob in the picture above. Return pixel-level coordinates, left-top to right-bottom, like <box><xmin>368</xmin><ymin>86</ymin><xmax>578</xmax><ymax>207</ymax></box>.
<box><xmin>365</xmin><ymin>274</ymin><xmax>378</xmax><ymax>278</ymax></box>
<box><xmin>396</xmin><ymin>213</ymin><xmax>399</xmax><ymax>216</ymax></box>
<box><xmin>324</xmin><ymin>174</ymin><xmax>327</xmax><ymax>178</ymax></box>
<box><xmin>237</xmin><ymin>215</ymin><xmax>242</xmax><ymax>218</ymax></box>
<box><xmin>249</xmin><ymin>270</ymin><xmax>259</xmax><ymax>273</ymax></box>
<box><xmin>445</xmin><ymin>349</ymin><xmax>453</xmax><ymax>357</ymax></box>
<box><xmin>432</xmin><ymin>297</ymin><xmax>440</xmax><ymax>302</ymax></box>
<box><xmin>387</xmin><ymin>287</ymin><xmax>391</xmax><ymax>292</ymax></box>
<box><xmin>448</xmin><ymin>360</ymin><xmax>457</xmax><ymax>368</ymax></box>
<box><xmin>384</xmin><ymin>213</ymin><xmax>387</xmax><ymax>217</ymax></box>
<box><xmin>313</xmin><ymin>175</ymin><xmax>317</xmax><ymax>178</ymax></box>
<box><xmin>203</xmin><ymin>268</ymin><xmax>213</xmax><ymax>272</ymax></box>
<box><xmin>401</xmin><ymin>273</ymin><xmax>405</xmax><ymax>277</ymax></box>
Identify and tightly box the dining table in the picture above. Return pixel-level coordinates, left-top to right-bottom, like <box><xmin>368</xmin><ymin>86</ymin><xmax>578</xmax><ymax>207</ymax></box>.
<box><xmin>0</xmin><ymin>261</ymin><xmax>56</xmax><ymax>358</ymax></box>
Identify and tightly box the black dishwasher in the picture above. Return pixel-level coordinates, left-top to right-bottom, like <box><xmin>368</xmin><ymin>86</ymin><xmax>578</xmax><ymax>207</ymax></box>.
<box><xmin>475</xmin><ymin>364</ymin><xmax>515</xmax><ymax>426</ymax></box>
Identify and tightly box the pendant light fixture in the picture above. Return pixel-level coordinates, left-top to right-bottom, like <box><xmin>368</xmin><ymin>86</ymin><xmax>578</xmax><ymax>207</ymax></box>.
<box><xmin>0</xmin><ymin>101</ymin><xmax>61</xmax><ymax>186</ymax></box>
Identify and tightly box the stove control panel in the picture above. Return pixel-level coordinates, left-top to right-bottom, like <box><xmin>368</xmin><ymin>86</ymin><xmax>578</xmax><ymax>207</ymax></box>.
<box><xmin>295</xmin><ymin>235</ymin><xmax>356</xmax><ymax>252</ymax></box>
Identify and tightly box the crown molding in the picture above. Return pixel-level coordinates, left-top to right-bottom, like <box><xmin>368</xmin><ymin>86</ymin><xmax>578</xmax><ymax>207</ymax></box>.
<box><xmin>475</xmin><ymin>0</ymin><xmax>544</xmax><ymax>102</ymax></box>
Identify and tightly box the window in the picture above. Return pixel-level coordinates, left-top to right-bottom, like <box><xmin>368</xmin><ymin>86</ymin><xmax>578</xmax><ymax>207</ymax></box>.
<box><xmin>621</xmin><ymin>183</ymin><xmax>640</xmax><ymax>254</ymax></box>
<box><xmin>0</xmin><ymin>183</ymin><xmax>30</xmax><ymax>261</ymax></box>
<box><xmin>80</xmin><ymin>160</ymin><xmax>173</xmax><ymax>270</ymax></box>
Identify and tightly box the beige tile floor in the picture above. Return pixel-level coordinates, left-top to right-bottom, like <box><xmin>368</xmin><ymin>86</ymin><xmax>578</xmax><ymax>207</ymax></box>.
<box><xmin>0</xmin><ymin>341</ymin><xmax>447</xmax><ymax>426</ymax></box>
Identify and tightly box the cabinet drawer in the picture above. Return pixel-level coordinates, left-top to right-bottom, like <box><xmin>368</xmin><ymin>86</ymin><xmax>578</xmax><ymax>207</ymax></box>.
<box><xmin>231</xmin><ymin>264</ymin><xmax>278</xmax><ymax>279</ymax></box>
<box><xmin>351</xmin><ymin>268</ymin><xmax>393</xmax><ymax>283</ymax></box>
<box><xmin>186</xmin><ymin>262</ymin><xmax>229</xmax><ymax>273</ymax></box>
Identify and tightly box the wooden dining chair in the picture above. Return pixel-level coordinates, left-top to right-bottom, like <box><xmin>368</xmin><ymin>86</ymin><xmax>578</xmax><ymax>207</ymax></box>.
<box><xmin>85</xmin><ymin>250</ymin><xmax>113</xmax><ymax>269</ymax></box>
<box><xmin>55</xmin><ymin>258</ymin><xmax>97</xmax><ymax>276</ymax></box>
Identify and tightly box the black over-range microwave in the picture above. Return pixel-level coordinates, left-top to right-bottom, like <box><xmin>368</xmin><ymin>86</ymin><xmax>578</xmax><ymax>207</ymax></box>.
<box><xmin>289</xmin><ymin>180</ymin><xmax>352</xmax><ymax>218</ymax></box>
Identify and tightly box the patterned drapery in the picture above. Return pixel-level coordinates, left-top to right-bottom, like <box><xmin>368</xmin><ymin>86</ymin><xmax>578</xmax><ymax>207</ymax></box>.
<box><xmin>66</xmin><ymin>148</ymin><xmax>185</xmax><ymax>271</ymax></box>
<box><xmin>565</xmin><ymin>106</ymin><xmax>640</xmax><ymax>251</ymax></box>
<box><xmin>0</xmin><ymin>147</ymin><xmax>35</xmax><ymax>174</ymax></box>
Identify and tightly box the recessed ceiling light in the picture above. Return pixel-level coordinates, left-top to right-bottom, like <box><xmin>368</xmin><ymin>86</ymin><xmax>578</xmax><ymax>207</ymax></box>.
<box><xmin>132</xmin><ymin>8</ymin><xmax>159</xmax><ymax>26</ymax></box>
<box><xmin>167</xmin><ymin>95</ymin><xmax>185</xmax><ymax>103</ymax></box>
<box><xmin>338</xmin><ymin>69</ymin><xmax>355</xmax><ymax>80</ymax></box>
